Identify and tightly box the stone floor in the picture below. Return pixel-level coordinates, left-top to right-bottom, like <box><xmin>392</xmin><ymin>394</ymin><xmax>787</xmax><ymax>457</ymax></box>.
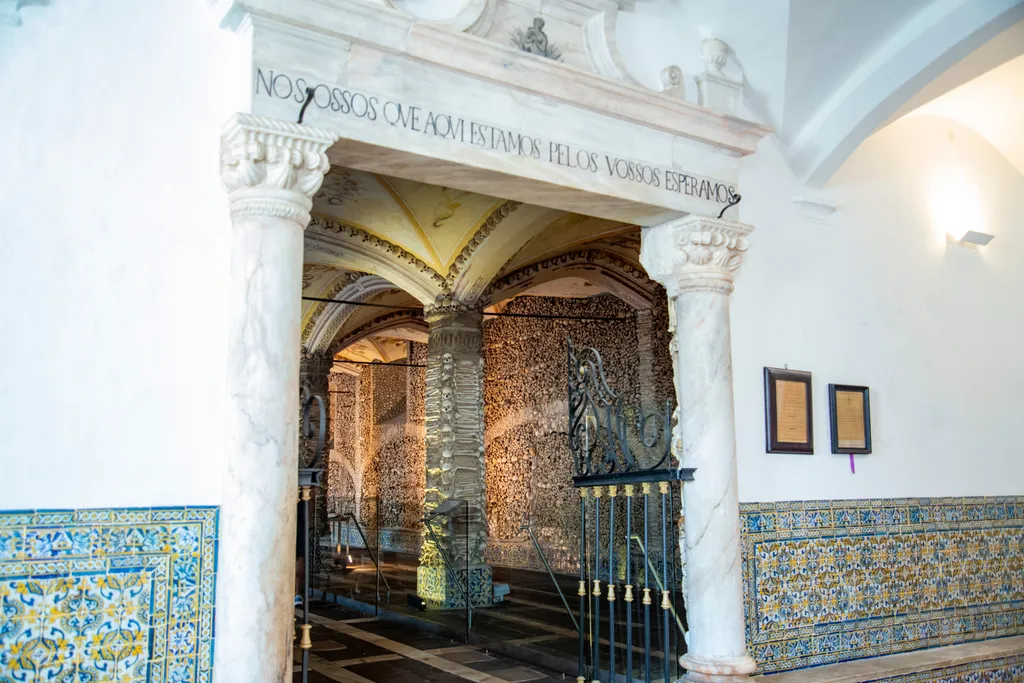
<box><xmin>293</xmin><ymin>601</ymin><xmax>568</xmax><ymax>683</ymax></box>
<box><xmin>311</xmin><ymin>549</ymin><xmax>685</xmax><ymax>680</ymax></box>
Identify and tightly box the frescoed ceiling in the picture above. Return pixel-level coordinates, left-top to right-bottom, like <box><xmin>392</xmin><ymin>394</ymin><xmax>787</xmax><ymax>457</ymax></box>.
<box><xmin>302</xmin><ymin>171</ymin><xmax>661</xmax><ymax>361</ymax></box>
<box><xmin>313</xmin><ymin>169</ymin><xmax>506</xmax><ymax>275</ymax></box>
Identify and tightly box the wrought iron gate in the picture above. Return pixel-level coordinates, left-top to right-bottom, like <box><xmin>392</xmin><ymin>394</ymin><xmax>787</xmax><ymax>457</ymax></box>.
<box><xmin>568</xmin><ymin>339</ymin><xmax>693</xmax><ymax>683</ymax></box>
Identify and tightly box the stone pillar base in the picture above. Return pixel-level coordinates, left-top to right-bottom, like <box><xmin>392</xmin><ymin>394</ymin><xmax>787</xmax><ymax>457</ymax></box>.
<box><xmin>682</xmin><ymin>674</ymin><xmax>753</xmax><ymax>683</ymax></box>
<box><xmin>681</xmin><ymin>652</ymin><xmax>756</xmax><ymax>682</ymax></box>
<box><xmin>417</xmin><ymin>565</ymin><xmax>493</xmax><ymax>608</ymax></box>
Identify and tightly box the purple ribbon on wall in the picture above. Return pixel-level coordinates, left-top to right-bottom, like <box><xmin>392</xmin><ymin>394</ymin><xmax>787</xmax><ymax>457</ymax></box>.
<box><xmin>849</xmin><ymin>453</ymin><xmax>856</xmax><ymax>474</ymax></box>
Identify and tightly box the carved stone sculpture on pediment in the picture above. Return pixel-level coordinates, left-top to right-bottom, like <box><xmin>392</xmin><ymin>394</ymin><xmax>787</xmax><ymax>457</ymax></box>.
<box><xmin>376</xmin><ymin>0</ymin><xmax>683</xmax><ymax>93</ymax></box>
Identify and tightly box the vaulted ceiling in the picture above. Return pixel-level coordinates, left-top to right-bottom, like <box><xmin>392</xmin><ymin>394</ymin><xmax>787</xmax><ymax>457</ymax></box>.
<box><xmin>300</xmin><ymin>171</ymin><xmax>660</xmax><ymax>364</ymax></box>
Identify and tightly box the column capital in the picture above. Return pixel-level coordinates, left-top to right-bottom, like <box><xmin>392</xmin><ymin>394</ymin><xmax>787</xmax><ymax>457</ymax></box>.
<box><xmin>424</xmin><ymin>296</ymin><xmax>483</xmax><ymax>326</ymax></box>
<box><xmin>219</xmin><ymin>114</ymin><xmax>338</xmax><ymax>225</ymax></box>
<box><xmin>424</xmin><ymin>296</ymin><xmax>483</xmax><ymax>356</ymax></box>
<box><xmin>640</xmin><ymin>215</ymin><xmax>753</xmax><ymax>296</ymax></box>
<box><xmin>299</xmin><ymin>348</ymin><xmax>335</xmax><ymax>378</ymax></box>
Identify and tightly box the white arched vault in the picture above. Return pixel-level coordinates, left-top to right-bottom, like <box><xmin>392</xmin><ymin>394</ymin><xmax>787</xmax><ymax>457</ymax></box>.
<box><xmin>789</xmin><ymin>0</ymin><xmax>1024</xmax><ymax>186</ymax></box>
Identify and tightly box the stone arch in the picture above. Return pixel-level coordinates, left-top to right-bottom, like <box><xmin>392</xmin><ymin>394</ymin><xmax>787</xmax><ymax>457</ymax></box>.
<box><xmin>327</xmin><ymin>310</ymin><xmax>428</xmax><ymax>359</ymax></box>
<box><xmin>304</xmin><ymin>275</ymin><xmax>400</xmax><ymax>353</ymax></box>
<box><xmin>482</xmin><ymin>249</ymin><xmax>660</xmax><ymax>310</ymax></box>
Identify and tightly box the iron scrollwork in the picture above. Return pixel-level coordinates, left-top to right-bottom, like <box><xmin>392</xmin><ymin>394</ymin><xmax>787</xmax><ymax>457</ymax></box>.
<box><xmin>567</xmin><ymin>338</ymin><xmax>691</xmax><ymax>486</ymax></box>
<box><xmin>299</xmin><ymin>384</ymin><xmax>326</xmax><ymax>474</ymax></box>
<box><xmin>299</xmin><ymin>384</ymin><xmax>327</xmax><ymax>576</ymax></box>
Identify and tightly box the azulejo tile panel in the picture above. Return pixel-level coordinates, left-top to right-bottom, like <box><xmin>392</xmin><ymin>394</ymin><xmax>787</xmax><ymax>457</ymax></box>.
<box><xmin>0</xmin><ymin>506</ymin><xmax>218</xmax><ymax>683</ymax></box>
<box><xmin>740</xmin><ymin>497</ymin><xmax>1024</xmax><ymax>674</ymax></box>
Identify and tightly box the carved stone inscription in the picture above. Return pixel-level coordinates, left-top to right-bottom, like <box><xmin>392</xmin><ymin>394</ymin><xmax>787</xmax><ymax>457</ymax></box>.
<box><xmin>254</xmin><ymin>68</ymin><xmax>738</xmax><ymax>206</ymax></box>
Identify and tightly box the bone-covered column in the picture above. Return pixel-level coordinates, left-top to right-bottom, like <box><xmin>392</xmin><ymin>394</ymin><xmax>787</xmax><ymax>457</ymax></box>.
<box><xmin>417</xmin><ymin>298</ymin><xmax>492</xmax><ymax>608</ymax></box>
<box><xmin>214</xmin><ymin>114</ymin><xmax>337</xmax><ymax>683</ymax></box>
<box><xmin>640</xmin><ymin>215</ymin><xmax>756</xmax><ymax>682</ymax></box>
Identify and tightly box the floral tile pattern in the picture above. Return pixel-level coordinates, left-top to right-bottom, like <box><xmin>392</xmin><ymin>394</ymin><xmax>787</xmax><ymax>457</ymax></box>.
<box><xmin>740</xmin><ymin>497</ymin><xmax>1024</xmax><ymax>674</ymax></box>
<box><xmin>0</xmin><ymin>507</ymin><xmax>218</xmax><ymax>682</ymax></box>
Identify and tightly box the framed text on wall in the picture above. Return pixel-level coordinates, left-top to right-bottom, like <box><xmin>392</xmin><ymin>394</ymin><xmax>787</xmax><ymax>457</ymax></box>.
<box><xmin>764</xmin><ymin>367</ymin><xmax>814</xmax><ymax>454</ymax></box>
<box><xmin>828</xmin><ymin>384</ymin><xmax>872</xmax><ymax>454</ymax></box>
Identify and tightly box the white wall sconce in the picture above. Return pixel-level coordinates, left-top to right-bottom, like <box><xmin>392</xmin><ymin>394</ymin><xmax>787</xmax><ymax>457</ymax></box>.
<box><xmin>948</xmin><ymin>230</ymin><xmax>995</xmax><ymax>248</ymax></box>
<box><xmin>929</xmin><ymin>166</ymin><xmax>994</xmax><ymax>248</ymax></box>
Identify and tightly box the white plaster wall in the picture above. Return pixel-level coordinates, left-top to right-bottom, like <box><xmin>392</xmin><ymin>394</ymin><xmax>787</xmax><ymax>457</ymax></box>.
<box><xmin>615</xmin><ymin>0</ymin><xmax>788</xmax><ymax>124</ymax></box>
<box><xmin>0</xmin><ymin>1</ymin><xmax>251</xmax><ymax>509</ymax></box>
<box><xmin>733</xmin><ymin>116</ymin><xmax>1024</xmax><ymax>502</ymax></box>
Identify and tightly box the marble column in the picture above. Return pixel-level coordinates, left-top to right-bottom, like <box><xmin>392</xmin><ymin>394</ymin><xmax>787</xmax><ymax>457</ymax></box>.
<box><xmin>417</xmin><ymin>298</ymin><xmax>492</xmax><ymax>608</ymax></box>
<box><xmin>639</xmin><ymin>215</ymin><xmax>756</xmax><ymax>682</ymax></box>
<box><xmin>215</xmin><ymin>114</ymin><xmax>337</xmax><ymax>683</ymax></box>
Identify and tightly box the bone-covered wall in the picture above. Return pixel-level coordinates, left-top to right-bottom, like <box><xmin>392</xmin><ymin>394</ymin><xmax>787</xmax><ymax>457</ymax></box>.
<box><xmin>329</xmin><ymin>297</ymin><xmax>675</xmax><ymax>572</ymax></box>
<box><xmin>330</xmin><ymin>345</ymin><xmax>427</xmax><ymax>531</ymax></box>
<box><xmin>483</xmin><ymin>294</ymin><xmax>674</xmax><ymax>572</ymax></box>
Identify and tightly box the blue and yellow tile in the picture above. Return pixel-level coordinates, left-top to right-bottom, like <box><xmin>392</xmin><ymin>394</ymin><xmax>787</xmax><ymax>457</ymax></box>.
<box><xmin>0</xmin><ymin>506</ymin><xmax>217</xmax><ymax>682</ymax></box>
<box><xmin>741</xmin><ymin>496</ymin><xmax>1024</xmax><ymax>674</ymax></box>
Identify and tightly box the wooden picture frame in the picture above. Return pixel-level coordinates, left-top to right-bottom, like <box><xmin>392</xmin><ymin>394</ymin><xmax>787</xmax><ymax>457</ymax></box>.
<box><xmin>828</xmin><ymin>384</ymin><xmax>872</xmax><ymax>454</ymax></box>
<box><xmin>764</xmin><ymin>367</ymin><xmax>814</xmax><ymax>454</ymax></box>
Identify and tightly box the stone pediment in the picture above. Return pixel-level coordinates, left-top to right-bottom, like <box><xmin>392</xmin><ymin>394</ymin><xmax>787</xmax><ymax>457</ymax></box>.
<box><xmin>222</xmin><ymin>0</ymin><xmax>770</xmax><ymax>224</ymax></box>
<box><xmin>379</xmin><ymin>0</ymin><xmax>641</xmax><ymax>86</ymax></box>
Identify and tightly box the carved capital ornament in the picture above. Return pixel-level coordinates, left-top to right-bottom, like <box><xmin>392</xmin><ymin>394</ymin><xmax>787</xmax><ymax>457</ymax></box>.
<box><xmin>639</xmin><ymin>215</ymin><xmax>752</xmax><ymax>296</ymax></box>
<box><xmin>220</xmin><ymin>114</ymin><xmax>338</xmax><ymax>224</ymax></box>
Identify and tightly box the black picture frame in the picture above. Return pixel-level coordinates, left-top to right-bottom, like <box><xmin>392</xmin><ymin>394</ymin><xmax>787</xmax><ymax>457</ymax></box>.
<box><xmin>764</xmin><ymin>367</ymin><xmax>814</xmax><ymax>454</ymax></box>
<box><xmin>828</xmin><ymin>384</ymin><xmax>872</xmax><ymax>454</ymax></box>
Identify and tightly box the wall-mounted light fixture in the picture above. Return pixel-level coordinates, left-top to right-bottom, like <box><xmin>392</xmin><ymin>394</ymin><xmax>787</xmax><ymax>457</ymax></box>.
<box><xmin>929</xmin><ymin>167</ymin><xmax>994</xmax><ymax>248</ymax></box>
<box><xmin>954</xmin><ymin>230</ymin><xmax>995</xmax><ymax>247</ymax></box>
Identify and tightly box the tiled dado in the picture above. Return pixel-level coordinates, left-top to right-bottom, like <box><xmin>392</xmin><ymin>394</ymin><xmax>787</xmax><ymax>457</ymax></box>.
<box><xmin>740</xmin><ymin>497</ymin><xmax>1024</xmax><ymax>674</ymax></box>
<box><xmin>0</xmin><ymin>507</ymin><xmax>218</xmax><ymax>683</ymax></box>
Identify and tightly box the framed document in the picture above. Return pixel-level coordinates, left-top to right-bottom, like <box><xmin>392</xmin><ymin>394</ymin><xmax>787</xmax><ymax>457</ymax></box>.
<box><xmin>764</xmin><ymin>368</ymin><xmax>813</xmax><ymax>454</ymax></box>
<box><xmin>828</xmin><ymin>384</ymin><xmax>871</xmax><ymax>454</ymax></box>
<box><xmin>765</xmin><ymin>368</ymin><xmax>811</xmax><ymax>454</ymax></box>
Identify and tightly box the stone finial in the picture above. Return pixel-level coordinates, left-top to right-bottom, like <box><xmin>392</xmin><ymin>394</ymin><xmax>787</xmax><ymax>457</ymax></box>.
<box><xmin>639</xmin><ymin>215</ymin><xmax>753</xmax><ymax>296</ymax></box>
<box><xmin>696</xmin><ymin>38</ymin><xmax>742</xmax><ymax>115</ymax></box>
<box><xmin>659</xmin><ymin>65</ymin><xmax>685</xmax><ymax>99</ymax></box>
<box><xmin>700</xmin><ymin>38</ymin><xmax>729</xmax><ymax>76</ymax></box>
<box><xmin>219</xmin><ymin>114</ymin><xmax>339</xmax><ymax>224</ymax></box>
